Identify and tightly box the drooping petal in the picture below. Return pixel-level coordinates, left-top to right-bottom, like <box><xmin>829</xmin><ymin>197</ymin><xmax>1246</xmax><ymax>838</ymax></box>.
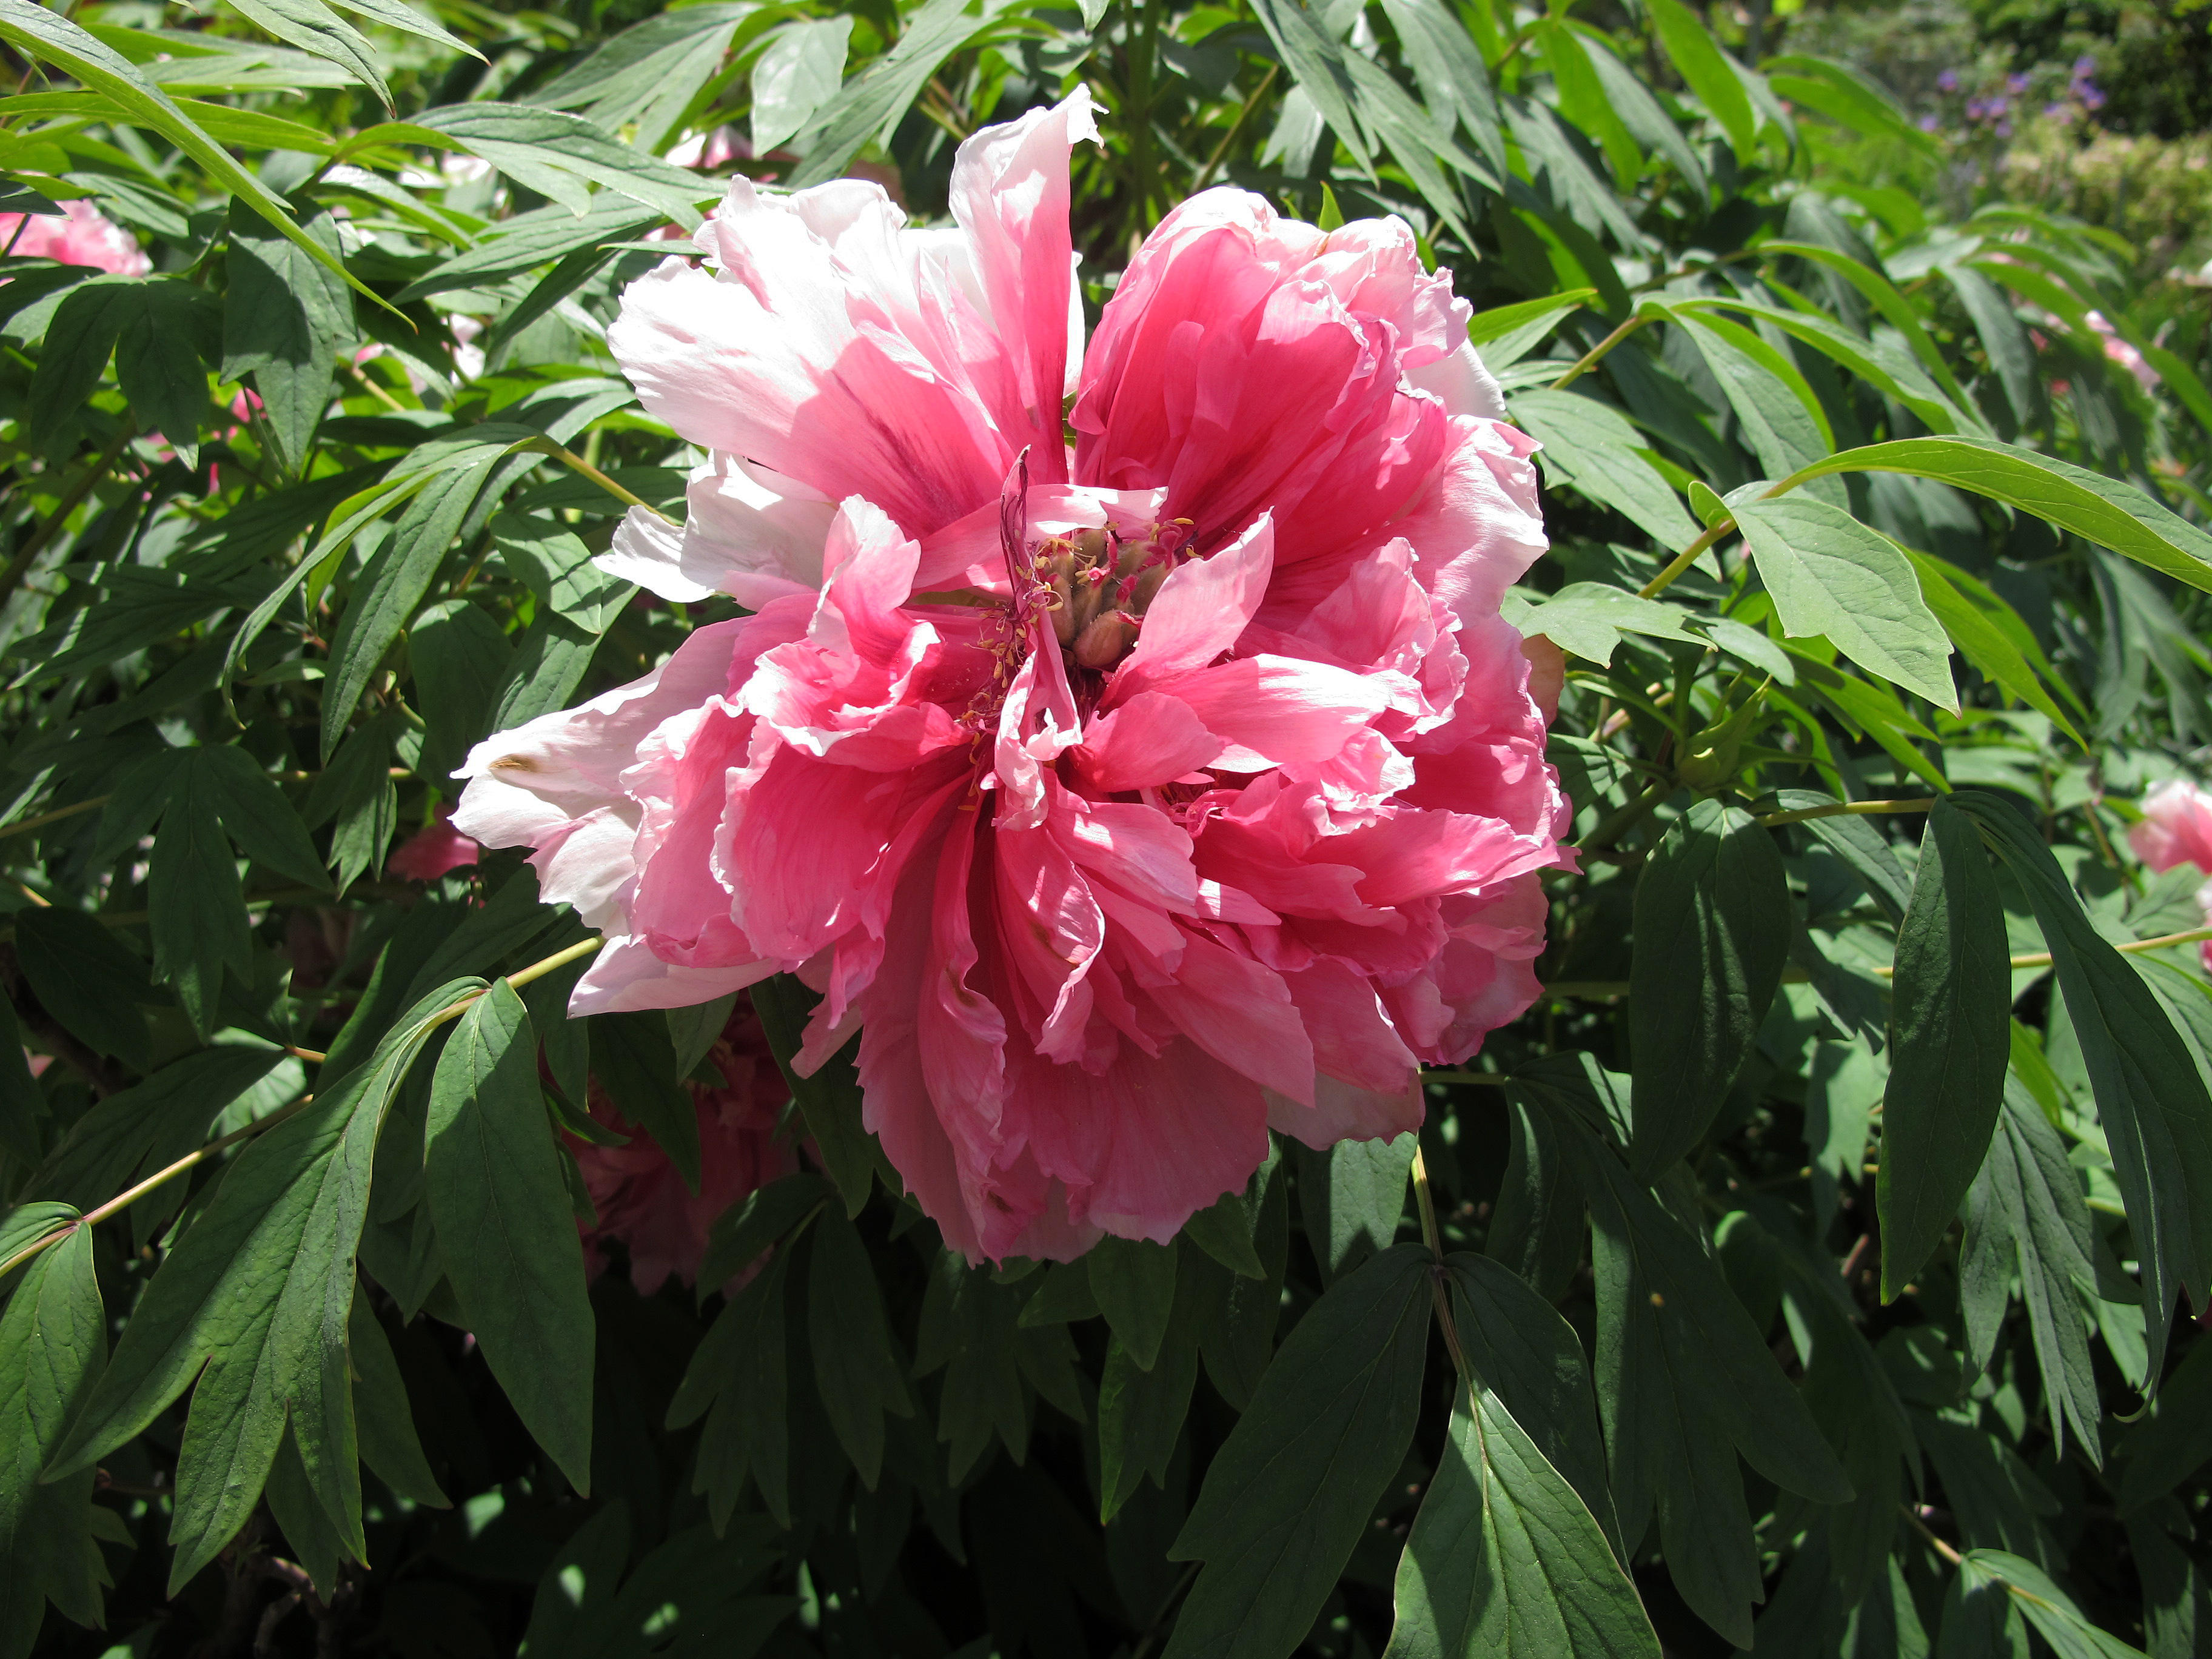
<box><xmin>1111</xmin><ymin>512</ymin><xmax>1275</xmax><ymax>697</ymax></box>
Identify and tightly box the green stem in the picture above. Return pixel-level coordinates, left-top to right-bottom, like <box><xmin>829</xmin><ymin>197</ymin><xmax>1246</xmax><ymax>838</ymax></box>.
<box><xmin>1637</xmin><ymin>518</ymin><xmax>1733</xmax><ymax>600</ymax></box>
<box><xmin>1757</xmin><ymin>796</ymin><xmax>1935</xmax><ymax>826</ymax></box>
<box><xmin>1420</xmin><ymin>1068</ymin><xmax>1511</xmax><ymax>1087</ymax></box>
<box><xmin>1190</xmin><ymin>61</ymin><xmax>1278</xmax><ymax>193</ymax></box>
<box><xmin>0</xmin><ymin>794</ymin><xmax>110</xmax><ymax>841</ymax></box>
<box><xmin>535</xmin><ymin>441</ymin><xmax>675</xmax><ymax>525</ymax></box>
<box><xmin>1550</xmin><ymin>314</ymin><xmax>1652</xmax><ymax>390</ymax></box>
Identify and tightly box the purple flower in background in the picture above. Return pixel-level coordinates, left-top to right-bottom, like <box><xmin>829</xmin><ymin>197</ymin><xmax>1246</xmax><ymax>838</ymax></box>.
<box><xmin>1966</xmin><ymin>98</ymin><xmax>1986</xmax><ymax>119</ymax></box>
<box><xmin>1995</xmin><ymin>121</ymin><xmax>2013</xmax><ymax>137</ymax></box>
<box><xmin>1988</xmin><ymin>95</ymin><xmax>2009</xmax><ymax>116</ymax></box>
<box><xmin>2081</xmin><ymin>84</ymin><xmax>2106</xmax><ymax>110</ymax></box>
<box><xmin>2007</xmin><ymin>72</ymin><xmax>2030</xmax><ymax>94</ymax></box>
<box><xmin>2045</xmin><ymin>101</ymin><xmax>2070</xmax><ymax>118</ymax></box>
<box><xmin>1918</xmin><ymin>113</ymin><xmax>1942</xmax><ymax>132</ymax></box>
<box><xmin>2072</xmin><ymin>53</ymin><xmax>2096</xmax><ymax>78</ymax></box>
<box><xmin>1937</xmin><ymin>69</ymin><xmax>1960</xmax><ymax>92</ymax></box>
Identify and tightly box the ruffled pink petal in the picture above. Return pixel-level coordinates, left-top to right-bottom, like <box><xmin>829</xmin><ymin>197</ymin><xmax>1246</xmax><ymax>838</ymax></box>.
<box><xmin>2131</xmin><ymin>780</ymin><xmax>2212</xmax><ymax>874</ymax></box>
<box><xmin>1071</xmin><ymin>691</ymin><xmax>1222</xmax><ymax>794</ymax></box>
<box><xmin>947</xmin><ymin>88</ymin><xmax>1099</xmax><ymax>472</ymax></box>
<box><xmin>1164</xmin><ymin>654</ymin><xmax>1392</xmax><ymax>769</ymax></box>
<box><xmin>1111</xmin><ymin>512</ymin><xmax>1275</xmax><ymax>698</ymax></box>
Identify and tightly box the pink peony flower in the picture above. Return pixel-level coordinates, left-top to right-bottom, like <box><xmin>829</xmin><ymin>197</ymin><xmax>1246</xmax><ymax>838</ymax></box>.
<box><xmin>2128</xmin><ymin>780</ymin><xmax>2212</xmax><ymax>971</ymax></box>
<box><xmin>2128</xmin><ymin>780</ymin><xmax>2212</xmax><ymax>874</ymax></box>
<box><xmin>2085</xmin><ymin>311</ymin><xmax>2160</xmax><ymax>392</ymax></box>
<box><xmin>387</xmin><ymin>803</ymin><xmax>483</xmax><ymax>881</ymax></box>
<box><xmin>454</xmin><ymin>91</ymin><xmax>1568</xmax><ymax>1262</ymax></box>
<box><xmin>0</xmin><ymin>199</ymin><xmax>150</xmax><ymax>276</ymax></box>
<box><xmin>573</xmin><ymin>999</ymin><xmax>797</xmax><ymax>1293</ymax></box>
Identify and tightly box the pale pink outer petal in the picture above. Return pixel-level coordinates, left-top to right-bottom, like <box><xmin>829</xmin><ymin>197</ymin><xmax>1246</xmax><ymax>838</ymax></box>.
<box><xmin>1</xmin><ymin>201</ymin><xmax>150</xmax><ymax>275</ymax></box>
<box><xmin>947</xmin><ymin>87</ymin><xmax>1099</xmax><ymax>466</ymax></box>
<box><xmin>600</xmin><ymin>455</ymin><xmax>839</xmax><ymax>607</ymax></box>
<box><xmin>1265</xmin><ymin>1076</ymin><xmax>1424</xmax><ymax>1150</ymax></box>
<box><xmin>571</xmin><ymin>937</ymin><xmax>777</xmax><ymax>1015</ymax></box>
<box><xmin>1374</xmin><ymin>416</ymin><xmax>1549</xmax><ymax>627</ymax></box>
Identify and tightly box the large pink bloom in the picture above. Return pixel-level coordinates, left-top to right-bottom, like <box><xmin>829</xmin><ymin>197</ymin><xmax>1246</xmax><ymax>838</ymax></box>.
<box><xmin>2128</xmin><ymin>780</ymin><xmax>2212</xmax><ymax>971</ymax></box>
<box><xmin>1</xmin><ymin>200</ymin><xmax>150</xmax><ymax>275</ymax></box>
<box><xmin>573</xmin><ymin>998</ymin><xmax>797</xmax><ymax>1294</ymax></box>
<box><xmin>457</xmin><ymin>92</ymin><xmax>1566</xmax><ymax>1262</ymax></box>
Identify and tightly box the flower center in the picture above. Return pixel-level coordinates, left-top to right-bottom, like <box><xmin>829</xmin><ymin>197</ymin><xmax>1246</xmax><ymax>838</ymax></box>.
<box><xmin>1034</xmin><ymin>520</ymin><xmax>1193</xmax><ymax>672</ymax></box>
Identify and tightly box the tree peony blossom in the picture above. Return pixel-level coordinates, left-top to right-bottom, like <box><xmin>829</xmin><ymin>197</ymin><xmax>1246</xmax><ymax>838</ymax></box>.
<box><xmin>573</xmin><ymin>997</ymin><xmax>798</xmax><ymax>1293</ymax></box>
<box><xmin>455</xmin><ymin>89</ymin><xmax>1569</xmax><ymax>1262</ymax></box>
<box><xmin>387</xmin><ymin>803</ymin><xmax>483</xmax><ymax>881</ymax></box>
<box><xmin>0</xmin><ymin>199</ymin><xmax>150</xmax><ymax>275</ymax></box>
<box><xmin>2128</xmin><ymin>780</ymin><xmax>2212</xmax><ymax>971</ymax></box>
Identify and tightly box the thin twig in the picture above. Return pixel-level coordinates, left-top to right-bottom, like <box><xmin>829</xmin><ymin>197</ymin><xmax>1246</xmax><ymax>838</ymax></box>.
<box><xmin>1869</xmin><ymin>923</ymin><xmax>2212</xmax><ymax>977</ymax></box>
<box><xmin>536</xmin><ymin>441</ymin><xmax>676</xmax><ymax>525</ymax></box>
<box><xmin>1638</xmin><ymin>518</ymin><xmax>1732</xmax><ymax>601</ymax></box>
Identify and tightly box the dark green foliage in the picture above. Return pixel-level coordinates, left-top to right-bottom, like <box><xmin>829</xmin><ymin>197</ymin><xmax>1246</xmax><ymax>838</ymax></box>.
<box><xmin>2</xmin><ymin>0</ymin><xmax>2208</xmax><ymax>1651</ymax></box>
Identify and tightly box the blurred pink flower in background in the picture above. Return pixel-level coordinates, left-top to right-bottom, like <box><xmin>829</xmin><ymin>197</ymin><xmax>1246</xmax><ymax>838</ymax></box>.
<box><xmin>2128</xmin><ymin>779</ymin><xmax>2212</xmax><ymax>969</ymax></box>
<box><xmin>0</xmin><ymin>199</ymin><xmax>149</xmax><ymax>275</ymax></box>
<box><xmin>2085</xmin><ymin>311</ymin><xmax>2161</xmax><ymax>392</ymax></box>
<box><xmin>457</xmin><ymin>90</ymin><xmax>1567</xmax><ymax>1263</ymax></box>
<box><xmin>387</xmin><ymin>803</ymin><xmax>483</xmax><ymax>881</ymax></box>
<box><xmin>572</xmin><ymin>999</ymin><xmax>797</xmax><ymax>1293</ymax></box>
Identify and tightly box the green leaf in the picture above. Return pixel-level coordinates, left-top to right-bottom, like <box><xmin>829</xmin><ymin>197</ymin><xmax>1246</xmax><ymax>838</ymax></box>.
<box><xmin>1773</xmin><ymin>788</ymin><xmax>1911</xmax><ymax>924</ymax></box>
<box><xmin>685</xmin><ymin>1256</ymin><xmax>793</xmax><ymax>1529</ymax></box>
<box><xmin>346</xmin><ymin>1297</ymin><xmax>444</xmax><ymax>1508</ymax></box>
<box><xmin>1907</xmin><ymin>549</ymin><xmax>2086</xmax><ymax>746</ymax></box>
<box><xmin>412</xmin><ymin>104</ymin><xmax>710</xmax><ymax>227</ymax></box>
<box><xmin>591</xmin><ymin>1011</ymin><xmax>702</xmax><ymax>1193</ymax></box>
<box><xmin>1089</xmin><ymin>1236</ymin><xmax>1179</xmax><ymax>1371</ymax></box>
<box><xmin>748</xmin><ymin>973</ymin><xmax>879</xmax><ymax>1218</ymax></box>
<box><xmin>1374</xmin><ymin>0</ymin><xmax>1509</xmax><ymax>179</ymax></box>
<box><xmin>1957</xmin><ymin>1551</ymin><xmax>2147</xmax><ymax>1659</ymax></box>
<box><xmin>1732</xmin><ymin>494</ymin><xmax>1958</xmax><ymax>709</ymax></box>
<box><xmin>320</xmin><ymin>448</ymin><xmax>504</xmax><ymax>759</ymax></box>
<box><xmin>916</xmin><ymin>1254</ymin><xmax>1031</xmax><ymax>1485</ymax></box>
<box><xmin>1645</xmin><ymin>0</ymin><xmax>1756</xmax><ymax>161</ymax></box>
<box><xmin>1484</xmin><ymin>1094</ymin><xmax>1584</xmax><ymax>1302</ymax></box>
<box><xmin>223</xmin><ymin>200</ymin><xmax>352</xmax><ymax>477</ymax></box>
<box><xmin>1628</xmin><ymin>800</ymin><xmax>1789</xmax><ymax>1176</ymax></box>
<box><xmin>34</xmin><ymin>1043</ymin><xmax>290</xmax><ymax>1236</ymax></box>
<box><xmin>1764</xmin><ymin>54</ymin><xmax>1938</xmax><ymax>153</ymax></box>
<box><xmin>394</xmin><ymin>201</ymin><xmax>664</xmax><ymax>304</ymax></box>
<box><xmin>0</xmin><ymin>1225</ymin><xmax>105</xmax><ymax>1655</ymax></box>
<box><xmin>1179</xmin><ymin>1151</ymin><xmax>1270</xmax><ymax>1279</ymax></box>
<box><xmin>521</xmin><ymin>1498</ymin><xmax>631</xmax><ymax>1658</ymax></box>
<box><xmin>1444</xmin><ymin>1253</ymin><xmax>1624</xmax><ymax>1561</ymax></box>
<box><xmin>1675</xmin><ymin>294</ymin><xmax>1980</xmax><ymax>436</ymax></box>
<box><xmin>1164</xmin><ymin>1244</ymin><xmax>1433</xmax><ymax>1659</ymax></box>
<box><xmin>1575</xmin><ymin>1130</ymin><xmax>1852</xmax><ymax>1646</ymax></box>
<box><xmin>223</xmin><ymin>0</ymin><xmax>394</xmax><ymax>112</ymax></box>
<box><xmin>425</xmin><ymin>980</ymin><xmax>594</xmax><ymax>1492</ymax></box>
<box><xmin>806</xmin><ymin>1210</ymin><xmax>911</xmax><ymax>1489</ymax></box>
<box><xmin>1950</xmin><ymin>790</ymin><xmax>2212</xmax><ymax>1379</ymax></box>
<box><xmin>113</xmin><ymin>279</ymin><xmax>218</xmax><ymax>468</ymax></box>
<box><xmin>1382</xmin><ymin>1382</ymin><xmax>1658</xmax><ymax>1658</ymax></box>
<box><xmin>0</xmin><ymin>0</ymin><xmax>372</xmax><ymax>302</ymax></box>
<box><xmin>24</xmin><ymin>275</ymin><xmax>136</xmax><ymax>453</ymax></box>
<box><xmin>785</xmin><ymin>0</ymin><xmax>1005</xmax><ymax>189</ymax></box>
<box><xmin>750</xmin><ymin>16</ymin><xmax>853</xmax><ymax>154</ymax></box>
<box><xmin>1191</xmin><ymin>1153</ymin><xmax>1290</xmax><ymax>1412</ymax></box>
<box><xmin>1507</xmin><ymin>583</ymin><xmax>1701</xmax><ymax>667</ymax></box>
<box><xmin>409</xmin><ymin>598</ymin><xmax>513</xmax><ymax>785</ymax></box>
<box><xmin>1879</xmin><ymin>797</ymin><xmax>2012</xmax><ymax>1297</ymax></box>
<box><xmin>1943</xmin><ymin>265</ymin><xmax>2043</xmax><ymax>436</ymax></box>
<box><xmin>1672</xmin><ymin>309</ymin><xmax>1839</xmax><ymax>491</ymax></box>
<box><xmin>1242</xmin><ymin>0</ymin><xmax>1375</xmax><ymax>183</ymax></box>
<box><xmin>1510</xmin><ymin>389</ymin><xmax>1701</xmax><ymax>551</ymax></box>
<box><xmin>528</xmin><ymin>5</ymin><xmax>745</xmax><ymax>153</ymax></box>
<box><xmin>694</xmin><ymin>1170</ymin><xmax>830</xmax><ymax>1297</ymax></box>
<box><xmin>1962</xmin><ymin>1088</ymin><xmax>2106</xmax><ymax>1461</ymax></box>
<box><xmin>1294</xmin><ymin>1131</ymin><xmax>1415</xmax><ymax>1285</ymax></box>
<box><xmin>2118</xmin><ymin>1338</ymin><xmax>2212</xmax><ymax>1513</ymax></box>
<box><xmin>12</xmin><ymin>907</ymin><xmax>154</xmax><ymax>1070</ymax></box>
<box><xmin>1771</xmin><ymin>435</ymin><xmax>2212</xmax><ymax>595</ymax></box>
<box><xmin>1463</xmin><ymin>291</ymin><xmax>1595</xmax><ymax>371</ymax></box>
<box><xmin>44</xmin><ymin>978</ymin><xmax>481</xmax><ymax>1591</ymax></box>
<box><xmin>0</xmin><ymin>1204</ymin><xmax>78</xmax><ymax>1278</ymax></box>
<box><xmin>1098</xmin><ymin>1305</ymin><xmax>1201</xmax><ymax>1523</ymax></box>
<box><xmin>147</xmin><ymin>757</ymin><xmax>252</xmax><ymax>1036</ymax></box>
